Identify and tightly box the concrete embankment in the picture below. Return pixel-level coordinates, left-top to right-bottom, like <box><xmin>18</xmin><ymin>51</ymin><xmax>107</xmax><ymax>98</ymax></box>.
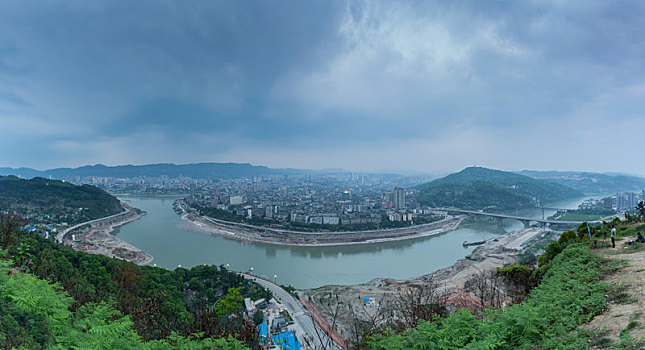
<box><xmin>63</xmin><ymin>203</ymin><xmax>154</xmax><ymax>265</ymax></box>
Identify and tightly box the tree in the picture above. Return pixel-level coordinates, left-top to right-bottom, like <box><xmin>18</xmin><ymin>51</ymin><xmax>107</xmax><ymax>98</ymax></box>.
<box><xmin>636</xmin><ymin>201</ymin><xmax>645</xmax><ymax>221</ymax></box>
<box><xmin>464</xmin><ymin>269</ymin><xmax>504</xmax><ymax>309</ymax></box>
<box><xmin>308</xmin><ymin>292</ymin><xmax>346</xmax><ymax>350</ymax></box>
<box><xmin>14</xmin><ymin>242</ymin><xmax>34</xmax><ymax>273</ymax></box>
<box><xmin>0</xmin><ymin>214</ymin><xmax>22</xmax><ymax>250</ymax></box>
<box><xmin>496</xmin><ymin>264</ymin><xmax>537</xmax><ymax>303</ymax></box>
<box><xmin>252</xmin><ymin>310</ymin><xmax>263</xmax><ymax>326</ymax></box>
<box><xmin>393</xmin><ymin>282</ymin><xmax>446</xmax><ymax>329</ymax></box>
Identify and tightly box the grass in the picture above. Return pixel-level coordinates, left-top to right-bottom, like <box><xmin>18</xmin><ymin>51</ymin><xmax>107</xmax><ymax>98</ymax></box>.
<box><xmin>557</xmin><ymin>213</ymin><xmax>605</xmax><ymax>221</ymax></box>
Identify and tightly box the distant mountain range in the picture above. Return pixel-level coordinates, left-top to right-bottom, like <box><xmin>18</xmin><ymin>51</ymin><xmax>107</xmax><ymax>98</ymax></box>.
<box><xmin>0</xmin><ymin>163</ymin><xmax>314</xmax><ymax>180</ymax></box>
<box><xmin>516</xmin><ymin>170</ymin><xmax>645</xmax><ymax>195</ymax></box>
<box><xmin>417</xmin><ymin>167</ymin><xmax>583</xmax><ymax>210</ymax></box>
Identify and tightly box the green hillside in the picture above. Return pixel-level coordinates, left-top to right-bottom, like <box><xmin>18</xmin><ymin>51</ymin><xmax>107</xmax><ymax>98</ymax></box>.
<box><xmin>517</xmin><ymin>170</ymin><xmax>645</xmax><ymax>195</ymax></box>
<box><xmin>417</xmin><ymin>167</ymin><xmax>582</xmax><ymax>210</ymax></box>
<box><xmin>0</xmin><ymin>176</ymin><xmax>122</xmax><ymax>222</ymax></box>
<box><xmin>0</xmin><ymin>217</ymin><xmax>268</xmax><ymax>348</ymax></box>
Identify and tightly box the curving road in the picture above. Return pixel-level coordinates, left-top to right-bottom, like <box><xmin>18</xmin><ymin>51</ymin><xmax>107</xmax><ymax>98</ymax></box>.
<box><xmin>240</xmin><ymin>273</ymin><xmax>342</xmax><ymax>350</ymax></box>
<box><xmin>55</xmin><ymin>207</ymin><xmax>131</xmax><ymax>244</ymax></box>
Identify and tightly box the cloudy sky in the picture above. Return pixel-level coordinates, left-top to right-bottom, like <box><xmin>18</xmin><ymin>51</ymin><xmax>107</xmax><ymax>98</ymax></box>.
<box><xmin>1</xmin><ymin>1</ymin><xmax>644</xmax><ymax>174</ymax></box>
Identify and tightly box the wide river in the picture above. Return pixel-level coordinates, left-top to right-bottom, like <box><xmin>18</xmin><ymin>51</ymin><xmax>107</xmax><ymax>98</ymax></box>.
<box><xmin>114</xmin><ymin>196</ymin><xmax>589</xmax><ymax>289</ymax></box>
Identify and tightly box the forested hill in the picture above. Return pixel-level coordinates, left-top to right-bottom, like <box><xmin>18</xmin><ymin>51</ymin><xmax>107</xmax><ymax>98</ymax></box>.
<box><xmin>0</xmin><ymin>176</ymin><xmax>122</xmax><ymax>220</ymax></box>
<box><xmin>0</xmin><ymin>218</ymin><xmax>267</xmax><ymax>349</ymax></box>
<box><xmin>517</xmin><ymin>170</ymin><xmax>645</xmax><ymax>195</ymax></box>
<box><xmin>417</xmin><ymin>167</ymin><xmax>583</xmax><ymax>210</ymax></box>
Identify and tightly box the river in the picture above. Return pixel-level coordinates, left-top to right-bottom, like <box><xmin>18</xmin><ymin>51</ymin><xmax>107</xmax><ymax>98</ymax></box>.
<box><xmin>114</xmin><ymin>196</ymin><xmax>589</xmax><ymax>289</ymax></box>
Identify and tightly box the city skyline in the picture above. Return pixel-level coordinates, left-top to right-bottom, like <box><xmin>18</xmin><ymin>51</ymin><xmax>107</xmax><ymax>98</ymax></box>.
<box><xmin>1</xmin><ymin>1</ymin><xmax>645</xmax><ymax>174</ymax></box>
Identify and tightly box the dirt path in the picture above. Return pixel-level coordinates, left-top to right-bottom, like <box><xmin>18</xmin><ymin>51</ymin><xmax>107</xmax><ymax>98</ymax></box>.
<box><xmin>582</xmin><ymin>239</ymin><xmax>645</xmax><ymax>346</ymax></box>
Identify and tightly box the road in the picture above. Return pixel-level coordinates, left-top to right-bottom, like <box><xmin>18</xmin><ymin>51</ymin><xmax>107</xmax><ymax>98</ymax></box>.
<box><xmin>240</xmin><ymin>273</ymin><xmax>342</xmax><ymax>350</ymax></box>
<box><xmin>55</xmin><ymin>207</ymin><xmax>131</xmax><ymax>243</ymax></box>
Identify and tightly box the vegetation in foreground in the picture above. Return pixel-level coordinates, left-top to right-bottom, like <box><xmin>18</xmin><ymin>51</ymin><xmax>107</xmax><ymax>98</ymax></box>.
<box><xmin>369</xmin><ymin>243</ymin><xmax>613</xmax><ymax>349</ymax></box>
<box><xmin>0</xmin><ymin>215</ymin><xmax>269</xmax><ymax>349</ymax></box>
<box><xmin>0</xmin><ymin>256</ymin><xmax>249</xmax><ymax>349</ymax></box>
<box><xmin>364</xmin><ymin>213</ymin><xmax>645</xmax><ymax>349</ymax></box>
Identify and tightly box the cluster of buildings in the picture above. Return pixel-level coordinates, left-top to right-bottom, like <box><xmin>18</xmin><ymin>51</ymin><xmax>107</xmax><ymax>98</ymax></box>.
<box><xmin>1</xmin><ymin>206</ymin><xmax>92</xmax><ymax>240</ymax></box>
<box><xmin>73</xmin><ymin>175</ymin><xmax>206</xmax><ymax>194</ymax></box>
<box><xmin>57</xmin><ymin>172</ymin><xmax>440</xmax><ymax>228</ymax></box>
<box><xmin>578</xmin><ymin>190</ymin><xmax>645</xmax><ymax>211</ymax></box>
<box><xmin>245</xmin><ymin>296</ymin><xmax>302</xmax><ymax>350</ymax></box>
<box><xmin>183</xmin><ymin>175</ymin><xmax>439</xmax><ymax>228</ymax></box>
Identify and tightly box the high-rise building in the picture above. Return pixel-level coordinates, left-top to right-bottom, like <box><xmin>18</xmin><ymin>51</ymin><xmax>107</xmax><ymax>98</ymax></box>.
<box><xmin>393</xmin><ymin>187</ymin><xmax>406</xmax><ymax>209</ymax></box>
<box><xmin>628</xmin><ymin>192</ymin><xmax>637</xmax><ymax>208</ymax></box>
<box><xmin>617</xmin><ymin>195</ymin><xmax>628</xmax><ymax>210</ymax></box>
<box><xmin>603</xmin><ymin>197</ymin><xmax>613</xmax><ymax>209</ymax></box>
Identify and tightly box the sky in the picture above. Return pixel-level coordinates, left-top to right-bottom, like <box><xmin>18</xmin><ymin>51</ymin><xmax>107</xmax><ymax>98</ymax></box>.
<box><xmin>1</xmin><ymin>1</ymin><xmax>645</xmax><ymax>175</ymax></box>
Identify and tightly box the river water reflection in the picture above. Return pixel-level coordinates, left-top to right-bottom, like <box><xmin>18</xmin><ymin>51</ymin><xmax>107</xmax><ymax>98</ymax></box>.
<box><xmin>114</xmin><ymin>196</ymin><xmax>587</xmax><ymax>289</ymax></box>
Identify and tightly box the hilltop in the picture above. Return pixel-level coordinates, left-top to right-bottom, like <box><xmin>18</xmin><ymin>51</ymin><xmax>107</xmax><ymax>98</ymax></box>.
<box><xmin>417</xmin><ymin>167</ymin><xmax>582</xmax><ymax>210</ymax></box>
<box><xmin>517</xmin><ymin>170</ymin><xmax>645</xmax><ymax>195</ymax></box>
<box><xmin>0</xmin><ymin>175</ymin><xmax>122</xmax><ymax>221</ymax></box>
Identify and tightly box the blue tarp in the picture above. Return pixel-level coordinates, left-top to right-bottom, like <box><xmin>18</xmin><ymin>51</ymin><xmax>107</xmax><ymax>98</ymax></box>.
<box><xmin>257</xmin><ymin>323</ymin><xmax>268</xmax><ymax>341</ymax></box>
<box><xmin>272</xmin><ymin>330</ymin><xmax>301</xmax><ymax>350</ymax></box>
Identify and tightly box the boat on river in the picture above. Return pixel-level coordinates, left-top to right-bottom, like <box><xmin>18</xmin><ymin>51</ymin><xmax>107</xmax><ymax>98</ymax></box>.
<box><xmin>462</xmin><ymin>240</ymin><xmax>486</xmax><ymax>247</ymax></box>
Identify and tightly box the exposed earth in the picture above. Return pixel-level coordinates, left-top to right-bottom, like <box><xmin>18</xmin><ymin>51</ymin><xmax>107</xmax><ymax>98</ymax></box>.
<box><xmin>304</xmin><ymin>227</ymin><xmax>551</xmax><ymax>340</ymax></box>
<box><xmin>582</xmin><ymin>236</ymin><xmax>645</xmax><ymax>347</ymax></box>
<box><xmin>64</xmin><ymin>204</ymin><xmax>154</xmax><ymax>265</ymax></box>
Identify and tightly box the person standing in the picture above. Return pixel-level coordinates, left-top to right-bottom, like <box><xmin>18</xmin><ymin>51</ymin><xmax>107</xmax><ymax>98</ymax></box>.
<box><xmin>611</xmin><ymin>227</ymin><xmax>617</xmax><ymax>248</ymax></box>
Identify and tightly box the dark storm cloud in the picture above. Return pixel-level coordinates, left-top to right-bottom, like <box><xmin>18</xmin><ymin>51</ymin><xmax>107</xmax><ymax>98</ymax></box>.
<box><xmin>1</xmin><ymin>0</ymin><xmax>645</xmax><ymax>173</ymax></box>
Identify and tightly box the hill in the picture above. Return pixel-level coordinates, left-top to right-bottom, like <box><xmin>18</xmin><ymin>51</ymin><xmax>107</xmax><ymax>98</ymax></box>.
<box><xmin>517</xmin><ymin>170</ymin><xmax>645</xmax><ymax>195</ymax></box>
<box><xmin>0</xmin><ymin>162</ymin><xmax>314</xmax><ymax>180</ymax></box>
<box><xmin>0</xmin><ymin>176</ymin><xmax>122</xmax><ymax>222</ymax></box>
<box><xmin>417</xmin><ymin>167</ymin><xmax>582</xmax><ymax>210</ymax></box>
<box><xmin>0</xmin><ymin>218</ymin><xmax>267</xmax><ymax>348</ymax></box>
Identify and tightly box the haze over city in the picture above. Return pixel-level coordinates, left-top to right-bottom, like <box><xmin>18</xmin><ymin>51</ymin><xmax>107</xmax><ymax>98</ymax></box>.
<box><xmin>1</xmin><ymin>1</ymin><xmax>645</xmax><ymax>174</ymax></box>
<box><xmin>6</xmin><ymin>2</ymin><xmax>645</xmax><ymax>349</ymax></box>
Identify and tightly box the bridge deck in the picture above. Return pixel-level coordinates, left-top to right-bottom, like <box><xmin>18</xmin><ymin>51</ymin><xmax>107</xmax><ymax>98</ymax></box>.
<box><xmin>438</xmin><ymin>208</ymin><xmax>602</xmax><ymax>226</ymax></box>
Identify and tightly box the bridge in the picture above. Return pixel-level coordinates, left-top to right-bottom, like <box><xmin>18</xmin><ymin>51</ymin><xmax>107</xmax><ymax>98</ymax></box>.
<box><xmin>438</xmin><ymin>208</ymin><xmax>602</xmax><ymax>229</ymax></box>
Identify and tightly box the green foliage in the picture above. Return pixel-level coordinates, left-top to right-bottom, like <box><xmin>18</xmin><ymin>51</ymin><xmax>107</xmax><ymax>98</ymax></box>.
<box><xmin>0</xmin><ymin>176</ymin><xmax>122</xmax><ymax>223</ymax></box>
<box><xmin>370</xmin><ymin>244</ymin><xmax>611</xmax><ymax>349</ymax></box>
<box><xmin>636</xmin><ymin>201</ymin><xmax>645</xmax><ymax>221</ymax></box>
<box><xmin>496</xmin><ymin>264</ymin><xmax>536</xmax><ymax>302</ymax></box>
<box><xmin>556</xmin><ymin>208</ymin><xmax>614</xmax><ymax>222</ymax></box>
<box><xmin>417</xmin><ymin>167</ymin><xmax>582</xmax><ymax>210</ymax></box>
<box><xmin>537</xmin><ymin>240</ymin><xmax>564</xmax><ymax>267</ymax></box>
<box><xmin>558</xmin><ymin>230</ymin><xmax>578</xmax><ymax>245</ymax></box>
<box><xmin>252</xmin><ymin>310</ymin><xmax>264</xmax><ymax>326</ymax></box>
<box><xmin>0</xmin><ymin>260</ymin><xmax>250</xmax><ymax>349</ymax></box>
<box><xmin>516</xmin><ymin>170</ymin><xmax>645</xmax><ymax>195</ymax></box>
<box><xmin>1</xmin><ymin>216</ymin><xmax>268</xmax><ymax>347</ymax></box>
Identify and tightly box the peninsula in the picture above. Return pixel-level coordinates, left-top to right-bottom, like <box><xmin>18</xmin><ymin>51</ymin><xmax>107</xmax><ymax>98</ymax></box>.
<box><xmin>175</xmin><ymin>198</ymin><xmax>464</xmax><ymax>246</ymax></box>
